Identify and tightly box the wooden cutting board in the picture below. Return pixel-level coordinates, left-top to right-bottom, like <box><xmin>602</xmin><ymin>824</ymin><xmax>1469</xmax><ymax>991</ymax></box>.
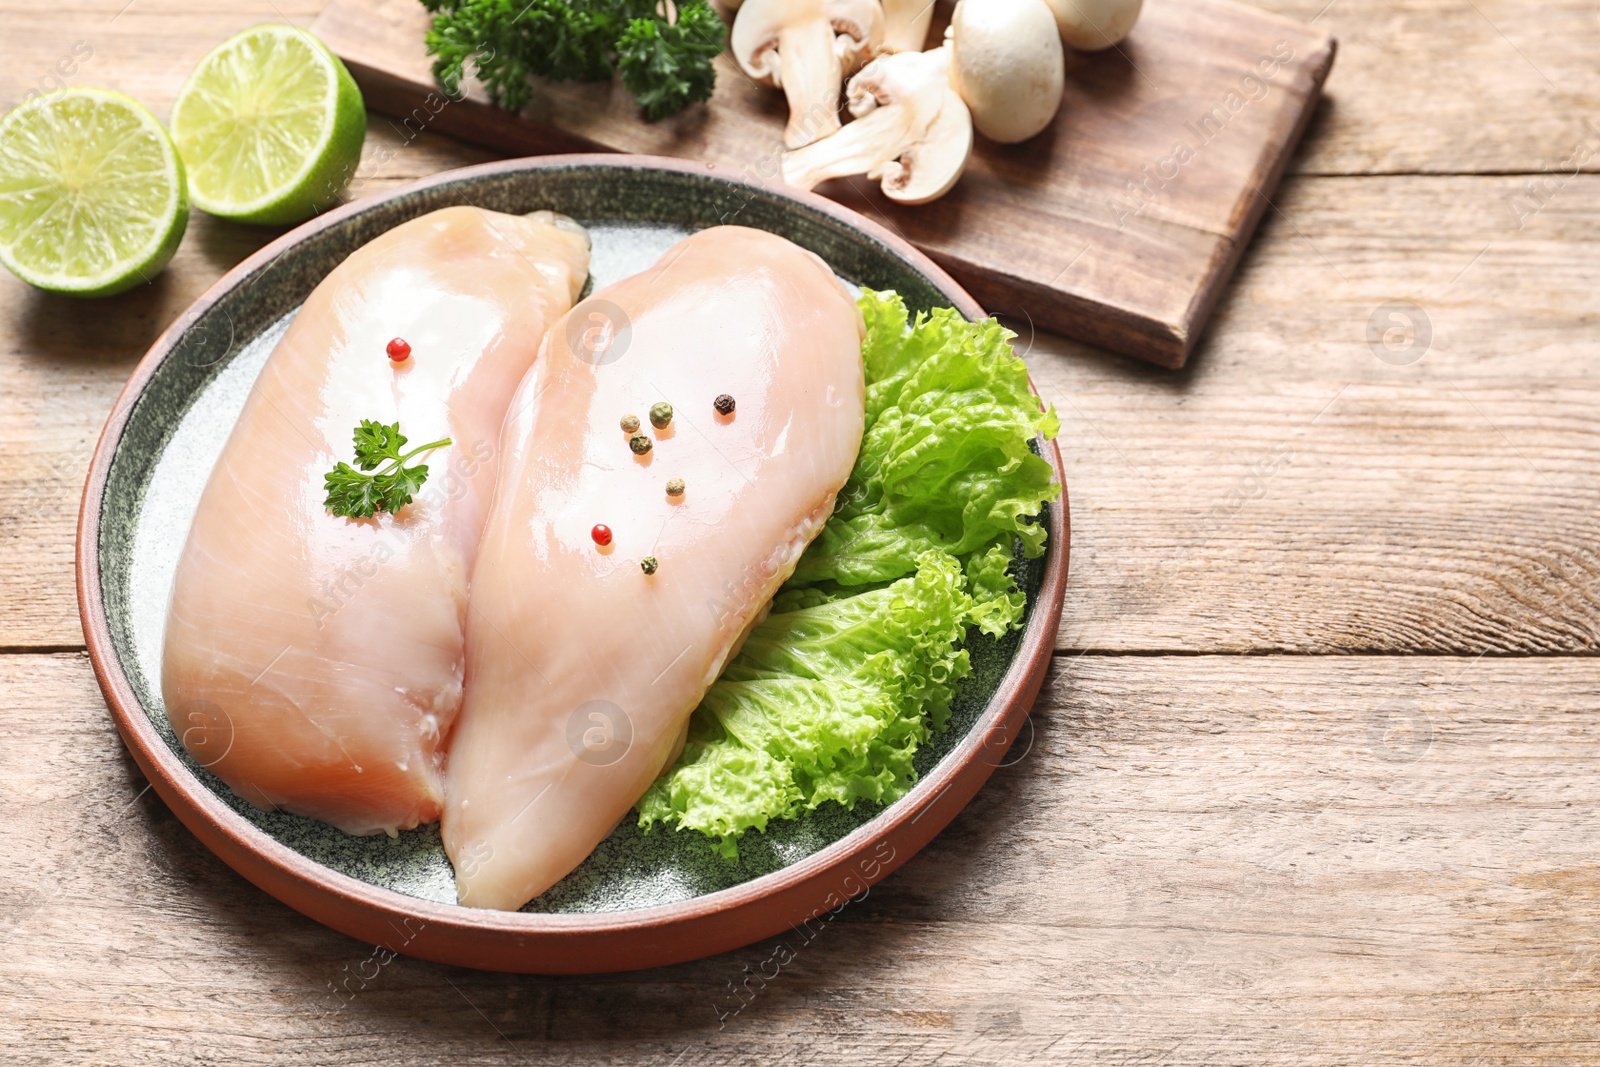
<box><xmin>310</xmin><ymin>0</ymin><xmax>1334</xmax><ymax>368</ymax></box>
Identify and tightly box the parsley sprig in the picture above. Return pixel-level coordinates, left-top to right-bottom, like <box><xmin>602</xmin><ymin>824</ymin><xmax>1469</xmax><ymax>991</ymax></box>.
<box><xmin>421</xmin><ymin>0</ymin><xmax>724</xmax><ymax>121</ymax></box>
<box><xmin>323</xmin><ymin>420</ymin><xmax>452</xmax><ymax>519</ymax></box>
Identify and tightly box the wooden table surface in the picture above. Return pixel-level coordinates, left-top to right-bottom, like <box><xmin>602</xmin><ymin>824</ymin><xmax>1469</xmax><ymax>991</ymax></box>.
<box><xmin>4</xmin><ymin>0</ymin><xmax>1599</xmax><ymax>1062</ymax></box>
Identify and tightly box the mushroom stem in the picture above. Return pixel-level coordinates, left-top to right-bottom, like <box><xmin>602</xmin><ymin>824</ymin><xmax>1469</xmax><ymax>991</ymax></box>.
<box><xmin>783</xmin><ymin>104</ymin><xmax>916</xmax><ymax>190</ymax></box>
<box><xmin>777</xmin><ymin>20</ymin><xmax>845</xmax><ymax>146</ymax></box>
<box><xmin>781</xmin><ymin>46</ymin><xmax>972</xmax><ymax>204</ymax></box>
<box><xmin>882</xmin><ymin>0</ymin><xmax>936</xmax><ymax>51</ymax></box>
<box><xmin>732</xmin><ymin>0</ymin><xmax>886</xmax><ymax>149</ymax></box>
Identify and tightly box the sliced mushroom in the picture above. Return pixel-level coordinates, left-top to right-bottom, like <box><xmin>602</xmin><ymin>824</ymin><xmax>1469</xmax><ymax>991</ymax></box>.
<box><xmin>732</xmin><ymin>0</ymin><xmax>886</xmax><ymax>148</ymax></box>
<box><xmin>1039</xmin><ymin>0</ymin><xmax>1142</xmax><ymax>50</ymax></box>
<box><xmin>781</xmin><ymin>46</ymin><xmax>972</xmax><ymax>204</ymax></box>
<box><xmin>948</xmin><ymin>0</ymin><xmax>1064</xmax><ymax>144</ymax></box>
<box><xmin>881</xmin><ymin>0</ymin><xmax>936</xmax><ymax>52</ymax></box>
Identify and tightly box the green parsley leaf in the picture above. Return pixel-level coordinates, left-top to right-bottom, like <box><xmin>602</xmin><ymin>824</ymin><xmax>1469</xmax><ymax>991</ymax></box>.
<box><xmin>323</xmin><ymin>420</ymin><xmax>452</xmax><ymax>519</ymax></box>
<box><xmin>616</xmin><ymin>4</ymin><xmax>722</xmax><ymax>120</ymax></box>
<box><xmin>421</xmin><ymin>0</ymin><xmax>724</xmax><ymax>121</ymax></box>
<box><xmin>352</xmin><ymin>419</ymin><xmax>406</xmax><ymax>471</ymax></box>
<box><xmin>382</xmin><ymin>463</ymin><xmax>431</xmax><ymax>512</ymax></box>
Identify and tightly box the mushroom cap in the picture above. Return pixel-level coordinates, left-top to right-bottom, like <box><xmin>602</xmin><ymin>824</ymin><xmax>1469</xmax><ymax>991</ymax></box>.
<box><xmin>845</xmin><ymin>44</ymin><xmax>952</xmax><ymax>114</ymax></box>
<box><xmin>731</xmin><ymin>0</ymin><xmax>886</xmax><ymax>86</ymax></box>
<box><xmin>948</xmin><ymin>0</ymin><xmax>1065</xmax><ymax>144</ymax></box>
<box><xmin>873</xmin><ymin>86</ymin><xmax>972</xmax><ymax>203</ymax></box>
<box><xmin>1039</xmin><ymin>0</ymin><xmax>1142</xmax><ymax>50</ymax></box>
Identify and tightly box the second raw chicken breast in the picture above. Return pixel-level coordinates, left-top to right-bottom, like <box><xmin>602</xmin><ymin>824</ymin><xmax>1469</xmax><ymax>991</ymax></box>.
<box><xmin>444</xmin><ymin>226</ymin><xmax>866</xmax><ymax>909</ymax></box>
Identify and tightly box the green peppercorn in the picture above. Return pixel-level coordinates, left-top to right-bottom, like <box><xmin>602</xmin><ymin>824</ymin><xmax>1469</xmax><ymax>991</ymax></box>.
<box><xmin>714</xmin><ymin>393</ymin><xmax>735</xmax><ymax>416</ymax></box>
<box><xmin>629</xmin><ymin>433</ymin><xmax>653</xmax><ymax>455</ymax></box>
<box><xmin>620</xmin><ymin>413</ymin><xmax>640</xmax><ymax>433</ymax></box>
<box><xmin>640</xmin><ymin>555</ymin><xmax>658</xmax><ymax>575</ymax></box>
<box><xmin>666</xmin><ymin>477</ymin><xmax>685</xmax><ymax>497</ymax></box>
<box><xmin>649</xmin><ymin>402</ymin><xmax>673</xmax><ymax>429</ymax></box>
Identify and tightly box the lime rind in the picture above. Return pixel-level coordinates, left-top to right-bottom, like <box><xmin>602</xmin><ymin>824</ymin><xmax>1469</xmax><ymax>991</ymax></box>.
<box><xmin>0</xmin><ymin>87</ymin><xmax>189</xmax><ymax>297</ymax></box>
<box><xmin>169</xmin><ymin>24</ymin><xmax>366</xmax><ymax>226</ymax></box>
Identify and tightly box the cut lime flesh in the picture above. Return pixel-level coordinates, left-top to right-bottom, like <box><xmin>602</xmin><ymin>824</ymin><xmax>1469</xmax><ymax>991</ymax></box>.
<box><xmin>0</xmin><ymin>88</ymin><xmax>188</xmax><ymax>297</ymax></box>
<box><xmin>170</xmin><ymin>24</ymin><xmax>366</xmax><ymax>226</ymax></box>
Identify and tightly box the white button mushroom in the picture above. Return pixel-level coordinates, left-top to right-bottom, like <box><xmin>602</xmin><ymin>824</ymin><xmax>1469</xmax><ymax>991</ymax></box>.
<box><xmin>732</xmin><ymin>0</ymin><xmax>886</xmax><ymax>148</ymax></box>
<box><xmin>881</xmin><ymin>0</ymin><xmax>936</xmax><ymax>52</ymax></box>
<box><xmin>1038</xmin><ymin>0</ymin><xmax>1142</xmax><ymax>50</ymax></box>
<box><xmin>947</xmin><ymin>0</ymin><xmax>1065</xmax><ymax>144</ymax></box>
<box><xmin>781</xmin><ymin>46</ymin><xmax>972</xmax><ymax>204</ymax></box>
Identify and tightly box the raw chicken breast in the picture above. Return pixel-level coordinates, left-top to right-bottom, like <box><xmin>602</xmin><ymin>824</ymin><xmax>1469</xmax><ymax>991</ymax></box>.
<box><xmin>163</xmin><ymin>206</ymin><xmax>590</xmax><ymax>836</ymax></box>
<box><xmin>444</xmin><ymin>226</ymin><xmax>866</xmax><ymax>910</ymax></box>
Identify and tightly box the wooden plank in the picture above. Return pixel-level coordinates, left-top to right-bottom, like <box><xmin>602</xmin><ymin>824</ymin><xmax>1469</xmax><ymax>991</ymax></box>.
<box><xmin>6</xmin><ymin>650</ymin><xmax>1600</xmax><ymax>1062</ymax></box>
<box><xmin>309</xmin><ymin>0</ymin><xmax>1335</xmax><ymax>368</ymax></box>
<box><xmin>1262</xmin><ymin>0</ymin><xmax>1600</xmax><ymax>177</ymax></box>
<box><xmin>5</xmin><ymin>173</ymin><xmax>1596</xmax><ymax>653</ymax></box>
<box><xmin>1031</xmin><ymin>172</ymin><xmax>1600</xmax><ymax>654</ymax></box>
<box><xmin>5</xmin><ymin>0</ymin><xmax>1596</xmax><ymax>181</ymax></box>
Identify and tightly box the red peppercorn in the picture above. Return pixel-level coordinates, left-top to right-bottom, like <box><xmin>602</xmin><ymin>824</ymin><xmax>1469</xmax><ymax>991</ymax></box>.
<box><xmin>591</xmin><ymin>524</ymin><xmax>613</xmax><ymax>547</ymax></box>
<box><xmin>386</xmin><ymin>337</ymin><xmax>412</xmax><ymax>362</ymax></box>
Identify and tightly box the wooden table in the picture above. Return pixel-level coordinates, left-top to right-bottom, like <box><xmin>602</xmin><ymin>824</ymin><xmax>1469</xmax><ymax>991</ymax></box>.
<box><xmin>4</xmin><ymin>1</ymin><xmax>1599</xmax><ymax>1061</ymax></box>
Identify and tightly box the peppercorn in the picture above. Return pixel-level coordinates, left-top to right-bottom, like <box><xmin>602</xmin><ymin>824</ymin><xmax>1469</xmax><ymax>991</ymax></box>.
<box><xmin>386</xmin><ymin>337</ymin><xmax>411</xmax><ymax>362</ymax></box>
<box><xmin>591</xmin><ymin>524</ymin><xmax>612</xmax><ymax>546</ymax></box>
<box><xmin>666</xmin><ymin>477</ymin><xmax>685</xmax><ymax>497</ymax></box>
<box><xmin>714</xmin><ymin>394</ymin><xmax>735</xmax><ymax>416</ymax></box>
<box><xmin>640</xmin><ymin>555</ymin><xmax>658</xmax><ymax>575</ymax></box>
<box><xmin>620</xmin><ymin>413</ymin><xmax>640</xmax><ymax>433</ymax></box>
<box><xmin>629</xmin><ymin>434</ymin><xmax>653</xmax><ymax>455</ymax></box>
<box><xmin>650</xmin><ymin>402</ymin><xmax>673</xmax><ymax>429</ymax></box>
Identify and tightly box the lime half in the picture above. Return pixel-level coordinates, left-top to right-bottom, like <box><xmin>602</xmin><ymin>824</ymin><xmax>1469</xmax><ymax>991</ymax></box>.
<box><xmin>0</xmin><ymin>88</ymin><xmax>188</xmax><ymax>297</ymax></box>
<box><xmin>170</xmin><ymin>24</ymin><xmax>366</xmax><ymax>226</ymax></box>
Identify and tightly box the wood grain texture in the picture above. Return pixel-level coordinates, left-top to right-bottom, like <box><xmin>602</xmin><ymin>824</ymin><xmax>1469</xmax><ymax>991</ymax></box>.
<box><xmin>1261</xmin><ymin>0</ymin><xmax>1600</xmax><ymax>177</ymax></box>
<box><xmin>5</xmin><ymin>651</ymin><xmax>1600</xmax><ymax>1064</ymax></box>
<box><xmin>309</xmin><ymin>0</ymin><xmax>1335</xmax><ymax>367</ymax></box>
<box><xmin>3</xmin><ymin>0</ymin><xmax>1600</xmax><ymax>1060</ymax></box>
<box><xmin>5</xmin><ymin>0</ymin><xmax>1594</xmax><ymax>180</ymax></box>
<box><xmin>4</xmin><ymin>174</ymin><xmax>1595</xmax><ymax>654</ymax></box>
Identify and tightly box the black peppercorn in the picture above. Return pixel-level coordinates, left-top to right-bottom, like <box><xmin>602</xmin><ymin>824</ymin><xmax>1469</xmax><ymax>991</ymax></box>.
<box><xmin>713</xmin><ymin>394</ymin><xmax>735</xmax><ymax>416</ymax></box>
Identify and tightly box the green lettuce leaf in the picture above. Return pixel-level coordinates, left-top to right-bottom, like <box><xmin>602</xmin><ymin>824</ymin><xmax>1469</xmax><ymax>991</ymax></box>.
<box><xmin>637</xmin><ymin>551</ymin><xmax>973</xmax><ymax>857</ymax></box>
<box><xmin>637</xmin><ymin>290</ymin><xmax>1061</xmax><ymax>857</ymax></box>
<box><xmin>790</xmin><ymin>290</ymin><xmax>1060</xmax><ymax>589</ymax></box>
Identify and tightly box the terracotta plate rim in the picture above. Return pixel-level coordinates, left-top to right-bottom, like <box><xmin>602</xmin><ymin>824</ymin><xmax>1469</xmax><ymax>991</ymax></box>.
<box><xmin>76</xmin><ymin>153</ymin><xmax>1070</xmax><ymax>960</ymax></box>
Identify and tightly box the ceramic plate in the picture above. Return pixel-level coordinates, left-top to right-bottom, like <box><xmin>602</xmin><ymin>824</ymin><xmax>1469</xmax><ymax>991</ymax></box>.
<box><xmin>78</xmin><ymin>155</ymin><xmax>1069</xmax><ymax>973</ymax></box>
